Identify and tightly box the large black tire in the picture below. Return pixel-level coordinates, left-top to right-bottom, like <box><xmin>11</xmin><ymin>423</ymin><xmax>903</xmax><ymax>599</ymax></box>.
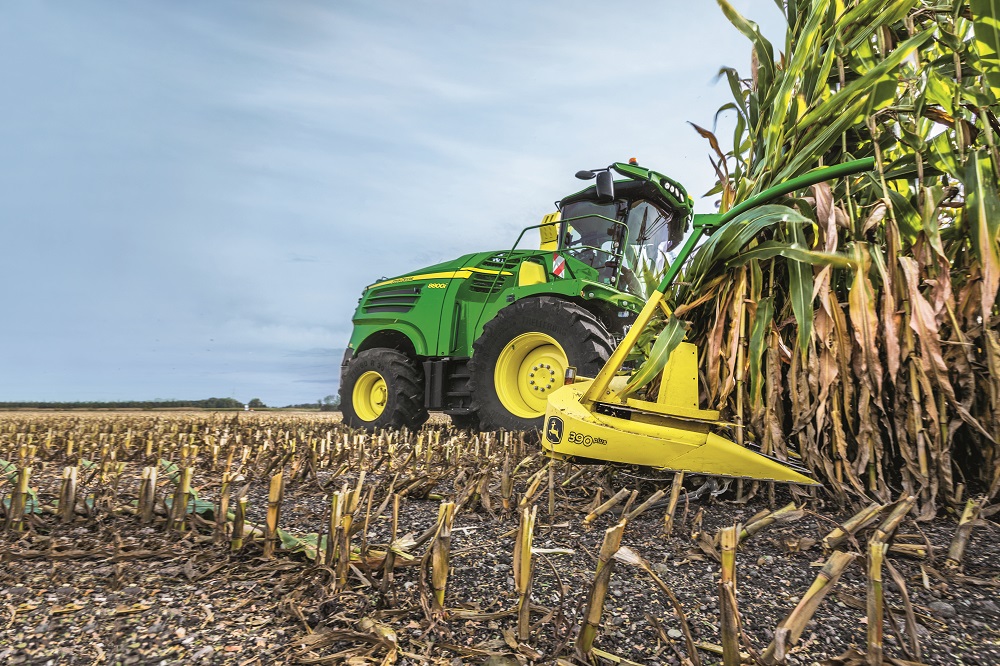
<box><xmin>340</xmin><ymin>349</ymin><xmax>429</xmax><ymax>431</ymax></box>
<box><xmin>468</xmin><ymin>297</ymin><xmax>614</xmax><ymax>432</ymax></box>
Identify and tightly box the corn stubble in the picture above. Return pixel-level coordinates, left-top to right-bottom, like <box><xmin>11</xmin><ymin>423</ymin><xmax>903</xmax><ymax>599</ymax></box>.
<box><xmin>0</xmin><ymin>405</ymin><xmax>987</xmax><ymax>664</ymax></box>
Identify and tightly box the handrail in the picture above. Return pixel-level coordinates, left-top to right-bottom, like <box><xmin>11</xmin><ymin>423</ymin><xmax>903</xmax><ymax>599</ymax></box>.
<box><xmin>472</xmin><ymin>213</ymin><xmax>632</xmax><ymax>333</ymax></box>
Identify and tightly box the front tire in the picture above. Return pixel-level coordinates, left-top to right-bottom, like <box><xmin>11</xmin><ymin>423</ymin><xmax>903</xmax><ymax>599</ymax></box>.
<box><xmin>468</xmin><ymin>297</ymin><xmax>614</xmax><ymax>431</ymax></box>
<box><xmin>340</xmin><ymin>349</ymin><xmax>429</xmax><ymax>431</ymax></box>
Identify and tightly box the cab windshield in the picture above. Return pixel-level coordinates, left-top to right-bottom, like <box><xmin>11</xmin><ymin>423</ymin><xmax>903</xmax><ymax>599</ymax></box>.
<box><xmin>621</xmin><ymin>201</ymin><xmax>678</xmax><ymax>297</ymax></box>
<box><xmin>558</xmin><ymin>198</ymin><xmax>678</xmax><ymax>298</ymax></box>
<box><xmin>558</xmin><ymin>201</ymin><xmax>625</xmax><ymax>287</ymax></box>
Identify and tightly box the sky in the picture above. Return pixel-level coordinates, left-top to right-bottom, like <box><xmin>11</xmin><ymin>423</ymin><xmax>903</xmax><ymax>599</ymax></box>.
<box><xmin>0</xmin><ymin>1</ymin><xmax>785</xmax><ymax>406</ymax></box>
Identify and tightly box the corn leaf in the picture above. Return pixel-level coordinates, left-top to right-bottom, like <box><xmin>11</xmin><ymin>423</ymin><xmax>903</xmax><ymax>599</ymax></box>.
<box><xmin>787</xmin><ymin>222</ymin><xmax>813</xmax><ymax>357</ymax></box>
<box><xmin>278</xmin><ymin>529</ymin><xmax>321</xmax><ymax>560</ymax></box>
<box><xmin>686</xmin><ymin>205</ymin><xmax>812</xmax><ymax>291</ymax></box>
<box><xmin>622</xmin><ymin>315</ymin><xmax>690</xmax><ymax>397</ymax></box>
<box><xmin>726</xmin><ymin>240</ymin><xmax>857</xmax><ymax>269</ymax></box>
<box><xmin>848</xmin><ymin>244</ymin><xmax>882</xmax><ymax>393</ymax></box>
<box><xmin>158</xmin><ymin>458</ymin><xmax>181</xmax><ymax>484</ymax></box>
<box><xmin>800</xmin><ymin>28</ymin><xmax>934</xmax><ymax>127</ymax></box>
<box><xmin>970</xmin><ymin>0</ymin><xmax>1000</xmax><ymax>101</ymax></box>
<box><xmin>763</xmin><ymin>0</ymin><xmax>831</xmax><ymax>164</ymax></box>
<box><xmin>748</xmin><ymin>295</ymin><xmax>775</xmax><ymax>409</ymax></box>
<box><xmin>162</xmin><ymin>495</ymin><xmax>215</xmax><ymax>518</ymax></box>
<box><xmin>2</xmin><ymin>495</ymin><xmax>42</xmax><ymax>515</ymax></box>
<box><xmin>0</xmin><ymin>459</ymin><xmax>15</xmax><ymax>483</ymax></box>
<box><xmin>716</xmin><ymin>0</ymin><xmax>776</xmax><ymax>96</ymax></box>
<box><xmin>967</xmin><ymin>149</ymin><xmax>1000</xmax><ymax>317</ymax></box>
<box><xmin>841</xmin><ymin>0</ymin><xmax>917</xmax><ymax>52</ymax></box>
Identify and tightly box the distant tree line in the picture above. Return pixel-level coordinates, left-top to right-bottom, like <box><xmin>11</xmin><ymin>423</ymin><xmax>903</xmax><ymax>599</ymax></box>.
<box><xmin>0</xmin><ymin>398</ymin><xmax>244</xmax><ymax>410</ymax></box>
<box><xmin>1</xmin><ymin>395</ymin><xmax>343</xmax><ymax>412</ymax></box>
<box><xmin>280</xmin><ymin>395</ymin><xmax>340</xmax><ymax>412</ymax></box>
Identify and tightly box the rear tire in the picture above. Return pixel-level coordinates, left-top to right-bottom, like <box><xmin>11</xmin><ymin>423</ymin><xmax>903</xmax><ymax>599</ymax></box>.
<box><xmin>468</xmin><ymin>297</ymin><xmax>614</xmax><ymax>432</ymax></box>
<box><xmin>340</xmin><ymin>349</ymin><xmax>429</xmax><ymax>431</ymax></box>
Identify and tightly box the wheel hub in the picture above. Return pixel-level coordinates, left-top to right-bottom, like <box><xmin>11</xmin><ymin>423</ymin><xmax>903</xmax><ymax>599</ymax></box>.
<box><xmin>353</xmin><ymin>371</ymin><xmax>387</xmax><ymax>421</ymax></box>
<box><xmin>494</xmin><ymin>332</ymin><xmax>567</xmax><ymax>419</ymax></box>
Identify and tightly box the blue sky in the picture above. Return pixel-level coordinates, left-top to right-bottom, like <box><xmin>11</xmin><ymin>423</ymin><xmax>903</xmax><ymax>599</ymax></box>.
<box><xmin>0</xmin><ymin>1</ymin><xmax>784</xmax><ymax>406</ymax></box>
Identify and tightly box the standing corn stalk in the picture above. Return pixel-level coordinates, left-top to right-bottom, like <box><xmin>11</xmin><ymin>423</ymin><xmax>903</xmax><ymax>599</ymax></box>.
<box><xmin>380</xmin><ymin>494</ymin><xmax>400</xmax><ymax>603</ymax></box>
<box><xmin>60</xmin><ymin>466</ymin><xmax>78</xmax><ymax>524</ymax></box>
<box><xmin>430</xmin><ymin>501</ymin><xmax>455</xmax><ymax>616</ymax></box>
<box><xmin>576</xmin><ymin>520</ymin><xmax>626</xmax><ymax>658</ymax></box>
<box><xmin>169</xmin><ymin>466</ymin><xmax>192</xmax><ymax>532</ymax></box>
<box><xmin>946</xmin><ymin>497</ymin><xmax>984</xmax><ymax>568</ymax></box>
<box><xmin>663</xmin><ymin>472</ymin><xmax>684</xmax><ymax>536</ymax></box>
<box><xmin>4</xmin><ymin>466</ymin><xmax>30</xmax><ymax>532</ymax></box>
<box><xmin>215</xmin><ymin>471</ymin><xmax>231</xmax><ymax>543</ymax></box>
<box><xmin>263</xmin><ymin>471</ymin><xmax>284</xmax><ymax>558</ymax></box>
<box><xmin>231</xmin><ymin>496</ymin><xmax>247</xmax><ymax>552</ymax></box>
<box><xmin>718</xmin><ymin>526</ymin><xmax>741</xmax><ymax>665</ymax></box>
<box><xmin>867</xmin><ymin>539</ymin><xmax>889</xmax><ymax>665</ymax></box>
<box><xmin>513</xmin><ymin>505</ymin><xmax>537</xmax><ymax>641</ymax></box>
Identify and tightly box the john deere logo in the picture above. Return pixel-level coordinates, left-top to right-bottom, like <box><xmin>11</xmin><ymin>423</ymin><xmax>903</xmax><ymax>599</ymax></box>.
<box><xmin>546</xmin><ymin>416</ymin><xmax>563</xmax><ymax>444</ymax></box>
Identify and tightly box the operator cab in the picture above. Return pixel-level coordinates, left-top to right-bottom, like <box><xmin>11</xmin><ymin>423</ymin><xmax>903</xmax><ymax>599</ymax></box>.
<box><xmin>557</xmin><ymin>166</ymin><xmax>691</xmax><ymax>298</ymax></box>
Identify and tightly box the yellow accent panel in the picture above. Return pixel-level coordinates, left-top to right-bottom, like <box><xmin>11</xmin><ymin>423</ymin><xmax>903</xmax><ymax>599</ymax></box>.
<box><xmin>495</xmin><ymin>332</ymin><xmax>567</xmax><ymax>419</ymax></box>
<box><xmin>370</xmin><ymin>270</ymin><xmax>472</xmax><ymax>288</ymax></box>
<box><xmin>352</xmin><ymin>371</ymin><xmax>387</xmax><ymax>421</ymax></box>
<box><xmin>517</xmin><ymin>261</ymin><xmax>547</xmax><ymax>286</ymax></box>
<box><xmin>624</xmin><ymin>398</ymin><xmax>720</xmax><ymax>422</ymax></box>
<box><xmin>656</xmin><ymin>341</ymin><xmax>701</xmax><ymax>411</ymax></box>
<box><xmin>542</xmin><ymin>381</ymin><xmax>818</xmax><ymax>484</ymax></box>
<box><xmin>539</xmin><ymin>211</ymin><xmax>561</xmax><ymax>251</ymax></box>
<box><xmin>462</xmin><ymin>267</ymin><xmax>514</xmax><ymax>276</ymax></box>
<box><xmin>369</xmin><ymin>266</ymin><xmax>515</xmax><ymax>289</ymax></box>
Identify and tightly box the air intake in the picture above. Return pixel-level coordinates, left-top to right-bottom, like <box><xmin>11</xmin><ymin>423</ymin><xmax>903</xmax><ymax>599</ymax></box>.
<box><xmin>362</xmin><ymin>285</ymin><xmax>421</xmax><ymax>314</ymax></box>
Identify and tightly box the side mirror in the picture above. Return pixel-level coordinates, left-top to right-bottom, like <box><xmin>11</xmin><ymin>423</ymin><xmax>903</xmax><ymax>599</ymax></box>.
<box><xmin>596</xmin><ymin>170</ymin><xmax>614</xmax><ymax>203</ymax></box>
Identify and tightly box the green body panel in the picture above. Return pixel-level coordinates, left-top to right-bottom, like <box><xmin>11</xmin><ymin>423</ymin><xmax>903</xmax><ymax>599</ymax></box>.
<box><xmin>347</xmin><ymin>249</ymin><xmax>645</xmax><ymax>360</ymax></box>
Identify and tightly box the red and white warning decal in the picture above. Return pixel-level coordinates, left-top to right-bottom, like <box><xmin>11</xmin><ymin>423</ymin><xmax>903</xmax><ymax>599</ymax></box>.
<box><xmin>552</xmin><ymin>253</ymin><xmax>565</xmax><ymax>278</ymax></box>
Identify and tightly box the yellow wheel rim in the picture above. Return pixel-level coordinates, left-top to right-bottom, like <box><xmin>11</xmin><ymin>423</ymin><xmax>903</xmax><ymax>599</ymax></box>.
<box><xmin>494</xmin><ymin>332</ymin><xmax>567</xmax><ymax>419</ymax></box>
<box><xmin>353</xmin><ymin>371</ymin><xmax>387</xmax><ymax>421</ymax></box>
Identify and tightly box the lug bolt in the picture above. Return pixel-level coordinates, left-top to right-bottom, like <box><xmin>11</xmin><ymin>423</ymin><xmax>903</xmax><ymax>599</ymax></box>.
<box><xmin>529</xmin><ymin>380</ymin><xmax>534</xmax><ymax>385</ymax></box>
<box><xmin>529</xmin><ymin>372</ymin><xmax>534</xmax><ymax>377</ymax></box>
<box><xmin>533</xmin><ymin>386</ymin><xmax>539</xmax><ymax>391</ymax></box>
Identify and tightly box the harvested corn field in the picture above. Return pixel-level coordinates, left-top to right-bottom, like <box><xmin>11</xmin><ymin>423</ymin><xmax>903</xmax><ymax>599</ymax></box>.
<box><xmin>1</xmin><ymin>412</ymin><xmax>997</xmax><ymax>665</ymax></box>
